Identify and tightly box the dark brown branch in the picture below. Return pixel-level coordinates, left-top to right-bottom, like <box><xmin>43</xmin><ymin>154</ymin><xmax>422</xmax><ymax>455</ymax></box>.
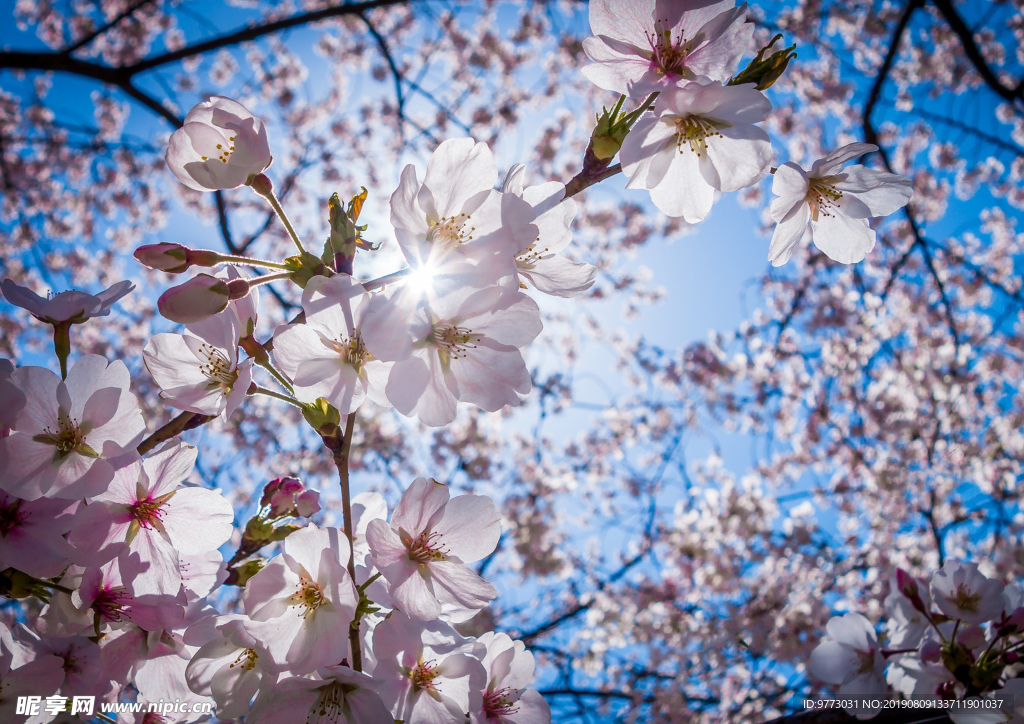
<box><xmin>564</xmin><ymin>162</ymin><xmax>622</xmax><ymax>198</ymax></box>
<box><xmin>931</xmin><ymin>0</ymin><xmax>1022</xmax><ymax>103</ymax></box>
<box><xmin>61</xmin><ymin>0</ymin><xmax>159</xmax><ymax>55</ymax></box>
<box><xmin>361</xmin><ymin>13</ymin><xmax>406</xmax><ymax>142</ymax></box>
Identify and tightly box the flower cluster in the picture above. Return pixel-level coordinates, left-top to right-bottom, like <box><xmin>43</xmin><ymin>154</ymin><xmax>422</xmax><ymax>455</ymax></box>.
<box><xmin>809</xmin><ymin>562</ymin><xmax>1024</xmax><ymax>721</ymax></box>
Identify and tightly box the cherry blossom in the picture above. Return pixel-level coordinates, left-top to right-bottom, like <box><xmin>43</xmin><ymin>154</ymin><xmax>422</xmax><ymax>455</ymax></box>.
<box><xmin>0</xmin><ymin>355</ymin><xmax>145</xmax><ymax>500</ymax></box>
<box><xmin>0</xmin><ymin>278</ymin><xmax>134</xmax><ymax>324</ymax></box>
<box><xmin>767</xmin><ymin>142</ymin><xmax>914</xmax><ymax>266</ymax></box>
<box><xmin>166</xmin><ymin>96</ymin><xmax>272</xmax><ymax>191</ymax></box>
<box><xmin>500</xmin><ymin>165</ymin><xmax>596</xmax><ymax>298</ymax></box>
<box><xmin>0</xmin><ymin>623</ymin><xmax>64</xmax><ymax>721</ymax></box>
<box><xmin>389</xmin><ymin>138</ymin><xmax>536</xmax><ymax>293</ymax></box>
<box><xmin>581</xmin><ymin>0</ymin><xmax>754</xmax><ymax>97</ymax></box>
<box><xmin>371</xmin><ymin>285</ymin><xmax>542</xmax><ymax>427</ymax></box>
<box><xmin>366</xmin><ymin>477</ymin><xmax>501</xmax><ymax>620</ymax></box>
<box><xmin>471</xmin><ymin>632</ymin><xmax>551</xmax><ymax>724</ymax></box>
<box><xmin>372</xmin><ymin>611</ymin><xmax>487</xmax><ymax>723</ymax></box>
<box><xmin>241</xmin><ymin>524</ymin><xmax>358</xmax><ymax>675</ymax></box>
<box><xmin>70</xmin><ymin>442</ymin><xmax>234</xmax><ymax>596</ymax></box>
<box><xmin>808</xmin><ymin>613</ymin><xmax>888</xmax><ymax>719</ymax></box>
<box><xmin>272</xmin><ymin>274</ymin><xmax>389</xmax><ymax>414</ymax></box>
<box><xmin>185</xmin><ymin>616</ymin><xmax>269</xmax><ymax>719</ymax></box>
<box><xmin>143</xmin><ymin>310</ymin><xmax>253</xmax><ymax>418</ymax></box>
<box><xmin>930</xmin><ymin>561</ymin><xmax>1005</xmax><ymax>625</ymax></box>
<box><xmin>0</xmin><ymin>491</ymin><xmax>77</xmax><ymax>579</ymax></box>
<box><xmin>260</xmin><ymin>476</ymin><xmax>321</xmax><ymax>519</ymax></box>
<box><xmin>620</xmin><ymin>81</ymin><xmax>772</xmax><ymax>222</ymax></box>
<box><xmin>247</xmin><ymin>665</ymin><xmax>392</xmax><ymax>724</ymax></box>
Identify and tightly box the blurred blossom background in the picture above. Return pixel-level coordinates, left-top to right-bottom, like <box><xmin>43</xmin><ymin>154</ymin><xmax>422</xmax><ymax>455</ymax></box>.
<box><xmin>2</xmin><ymin>1</ymin><xmax>1024</xmax><ymax>721</ymax></box>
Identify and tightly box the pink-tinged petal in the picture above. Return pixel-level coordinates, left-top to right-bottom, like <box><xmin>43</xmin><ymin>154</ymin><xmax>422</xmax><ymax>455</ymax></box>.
<box><xmin>508</xmin><ymin>689</ymin><xmax>551</xmax><ymax>724</ymax></box>
<box><xmin>242</xmin><ymin>557</ymin><xmax>296</xmax><ymax>621</ymax></box>
<box><xmin>120</xmin><ymin>528</ymin><xmax>182</xmax><ymax>596</ymax></box>
<box><xmin>392</xmin><ymin>477</ymin><xmax>451</xmax><ymax>532</ymax></box>
<box><xmin>346</xmin><ymin>687</ymin><xmax>396</xmax><ymax>724</ymax></box>
<box><xmin>767</xmin><ymin>202</ymin><xmax>811</xmax><ymax>267</ymax></box>
<box><xmin>366</xmin><ymin>519</ymin><xmax>410</xmax><ymax>570</ymax></box>
<box><xmin>825</xmin><ymin>612</ymin><xmax>877</xmax><ymax>650</ymax></box>
<box><xmin>419</xmin><ymin>138</ymin><xmax>497</xmax><ymax>221</ymax></box>
<box><xmin>812</xmin><ymin>142</ymin><xmax>878</xmax><ymax>177</ymax></box>
<box><xmin>461</xmin><ymin>289</ymin><xmax>543</xmax><ymax>348</ymax></box>
<box><xmin>809</xmin><ymin>640</ymin><xmax>861</xmax><ymax>685</ymax></box>
<box><xmin>162</xmin><ymin>487</ymin><xmax>234</xmax><ymax>555</ymax></box>
<box><xmin>452</xmin><ymin>340</ymin><xmax>531</xmax><ymax>411</ymax></box>
<box><xmin>430</xmin><ymin>560</ymin><xmax>498</xmax><ymax>611</ymax></box>
<box><xmin>390</xmin><ymin>163</ymin><xmax>428</xmax><ymax>236</ymax></box>
<box><xmin>810</xmin><ymin>211</ymin><xmax>876</xmax><ymax>264</ymax></box>
<box><xmin>391</xmin><ymin>566</ymin><xmax>441</xmax><ymax>620</ymax></box>
<box><xmin>520</xmin><ymin>255</ymin><xmax>597</xmax><ymax>298</ymax></box>
<box><xmin>581</xmin><ymin>38</ymin><xmax>651</xmax><ymax>97</ymax></box>
<box><xmin>210</xmin><ymin>657</ymin><xmax>262</xmax><ymax>719</ymax></box>
<box><xmin>143</xmin><ymin>442</ymin><xmax>198</xmax><ymax>498</ymax></box>
<box><xmin>0</xmin><ymin>434</ymin><xmax>60</xmax><ymax>500</ymax></box>
<box><xmin>682</xmin><ymin>5</ymin><xmax>755</xmax><ymax>83</ymax></box>
<box><xmin>435</xmin><ymin>651</ymin><xmax>486</xmax><ymax>712</ymax></box>
<box><xmin>620</xmin><ymin>115</ymin><xmax>677</xmax><ymax>190</ymax></box>
<box><xmin>435</xmin><ymin>495</ymin><xmax>501</xmax><ymax>562</ymax></box>
<box><xmin>302</xmin><ymin>274</ymin><xmax>365</xmax><ymax>340</ymax></box>
<box><xmin>589</xmin><ymin>0</ymin><xmax>655</xmax><ymax>46</ymax></box>
<box><xmin>284</xmin><ymin>524</ymin><xmax>348</xmax><ymax>577</ymax></box>
<box><xmin>100</xmin><ymin>625</ymin><xmax>148</xmax><ymax>684</ymax></box>
<box><xmin>8</xmin><ymin>365</ymin><xmax>59</xmax><ymax>431</ymax></box>
<box><xmin>186</xmin><ymin>636</ymin><xmax>240</xmax><ymax>694</ymax></box>
<box><xmin>386</xmin><ymin>352</ymin><xmax>459</xmax><ymax>427</ymax></box>
<box><xmin>69</xmin><ymin>500</ymin><xmax>133</xmax><ymax>567</ymax></box>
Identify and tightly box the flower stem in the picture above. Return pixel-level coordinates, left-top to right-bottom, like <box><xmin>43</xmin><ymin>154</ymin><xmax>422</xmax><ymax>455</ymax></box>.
<box><xmin>215</xmin><ymin>253</ymin><xmax>294</xmax><ymax>271</ymax></box>
<box><xmin>248</xmin><ymin>271</ymin><xmax>293</xmax><ymax>287</ymax></box>
<box><xmin>254</xmin><ymin>184</ymin><xmax>306</xmax><ymax>254</ymax></box>
<box><xmin>362</xmin><ymin>267</ymin><xmax>411</xmax><ymax>291</ymax></box>
<box><xmin>249</xmin><ymin>385</ymin><xmax>304</xmax><ymax>408</ymax></box>
<box><xmin>52</xmin><ymin>321</ymin><xmax>71</xmax><ymax>380</ymax></box>
<box><xmin>330</xmin><ymin>411</ymin><xmax>363</xmax><ymax>672</ymax></box>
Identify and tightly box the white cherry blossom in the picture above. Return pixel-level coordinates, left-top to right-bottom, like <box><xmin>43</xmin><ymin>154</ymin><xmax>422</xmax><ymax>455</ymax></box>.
<box><xmin>185</xmin><ymin>616</ymin><xmax>269</xmax><ymax>720</ymax></box>
<box><xmin>372</xmin><ymin>611</ymin><xmax>487</xmax><ymax>724</ymax></box>
<box><xmin>70</xmin><ymin>442</ymin><xmax>234</xmax><ymax>596</ymax></box>
<box><xmin>581</xmin><ymin>0</ymin><xmax>754</xmax><ymax>97</ymax></box>
<box><xmin>620</xmin><ymin>80</ymin><xmax>772</xmax><ymax>222</ymax></box>
<box><xmin>167</xmin><ymin>96</ymin><xmax>272</xmax><ymax>191</ymax></box>
<box><xmin>390</xmin><ymin>138</ymin><xmax>536</xmax><ymax>294</ymax></box>
<box><xmin>366</xmin><ymin>477</ymin><xmax>501</xmax><ymax>620</ymax></box>
<box><xmin>768</xmin><ymin>142</ymin><xmax>914</xmax><ymax>266</ymax></box>
<box><xmin>0</xmin><ymin>278</ymin><xmax>134</xmax><ymax>324</ymax></box>
<box><xmin>242</xmin><ymin>524</ymin><xmax>358</xmax><ymax>675</ymax></box>
<box><xmin>272</xmin><ymin>275</ymin><xmax>389</xmax><ymax>414</ymax></box>
<box><xmin>369</xmin><ymin>285</ymin><xmax>542</xmax><ymax>427</ymax></box>
<box><xmin>500</xmin><ymin>165</ymin><xmax>596</xmax><ymax>298</ymax></box>
<box><xmin>808</xmin><ymin>613</ymin><xmax>888</xmax><ymax>720</ymax></box>
<box><xmin>0</xmin><ymin>355</ymin><xmax>145</xmax><ymax>500</ymax></box>
<box><xmin>144</xmin><ymin>310</ymin><xmax>253</xmax><ymax>418</ymax></box>
<box><xmin>930</xmin><ymin>561</ymin><xmax>1005</xmax><ymax>625</ymax></box>
<box><xmin>247</xmin><ymin>665</ymin><xmax>392</xmax><ymax>724</ymax></box>
<box><xmin>471</xmin><ymin>632</ymin><xmax>551</xmax><ymax>724</ymax></box>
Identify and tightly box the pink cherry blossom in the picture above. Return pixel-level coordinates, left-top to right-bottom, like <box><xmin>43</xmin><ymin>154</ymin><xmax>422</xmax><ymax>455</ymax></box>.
<box><xmin>247</xmin><ymin>665</ymin><xmax>392</xmax><ymax>724</ymax></box>
<box><xmin>366</xmin><ymin>477</ymin><xmax>501</xmax><ymax>620</ymax></box>
<box><xmin>471</xmin><ymin>632</ymin><xmax>550</xmax><ymax>724</ymax></box>
<box><xmin>0</xmin><ymin>491</ymin><xmax>77</xmax><ymax>578</ymax></box>
<box><xmin>389</xmin><ymin>138</ymin><xmax>536</xmax><ymax>294</ymax></box>
<box><xmin>0</xmin><ymin>355</ymin><xmax>145</xmax><ymax>500</ymax></box>
<box><xmin>0</xmin><ymin>623</ymin><xmax>65</xmax><ymax>721</ymax></box>
<box><xmin>143</xmin><ymin>310</ymin><xmax>253</xmax><ymax>418</ymax></box>
<box><xmin>241</xmin><ymin>524</ymin><xmax>358</xmax><ymax>675</ymax></box>
<box><xmin>1</xmin><ymin>278</ymin><xmax>134</xmax><ymax>324</ymax></box>
<box><xmin>185</xmin><ymin>617</ymin><xmax>269</xmax><ymax>719</ymax></box>
<box><xmin>500</xmin><ymin>165</ymin><xmax>596</xmax><ymax>298</ymax></box>
<box><xmin>930</xmin><ymin>561</ymin><xmax>1005</xmax><ymax>625</ymax></box>
<box><xmin>166</xmin><ymin>96</ymin><xmax>272</xmax><ymax>191</ymax></box>
<box><xmin>620</xmin><ymin>81</ymin><xmax>772</xmax><ymax>222</ymax></box>
<box><xmin>808</xmin><ymin>613</ymin><xmax>887</xmax><ymax>719</ymax></box>
<box><xmin>272</xmin><ymin>275</ymin><xmax>389</xmax><ymax>414</ymax></box>
<box><xmin>768</xmin><ymin>142</ymin><xmax>914</xmax><ymax>266</ymax></box>
<box><xmin>372</xmin><ymin>611</ymin><xmax>487</xmax><ymax>724</ymax></box>
<box><xmin>581</xmin><ymin>0</ymin><xmax>754</xmax><ymax>97</ymax></box>
<box><xmin>70</xmin><ymin>442</ymin><xmax>234</xmax><ymax>596</ymax></box>
<box><xmin>375</xmin><ymin>285</ymin><xmax>542</xmax><ymax>427</ymax></box>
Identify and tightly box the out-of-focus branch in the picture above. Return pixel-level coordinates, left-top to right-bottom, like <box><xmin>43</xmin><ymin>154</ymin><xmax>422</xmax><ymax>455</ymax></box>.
<box><xmin>931</xmin><ymin>0</ymin><xmax>1023</xmax><ymax>104</ymax></box>
<box><xmin>61</xmin><ymin>0</ymin><xmax>159</xmax><ymax>55</ymax></box>
<box><xmin>360</xmin><ymin>13</ymin><xmax>406</xmax><ymax>142</ymax></box>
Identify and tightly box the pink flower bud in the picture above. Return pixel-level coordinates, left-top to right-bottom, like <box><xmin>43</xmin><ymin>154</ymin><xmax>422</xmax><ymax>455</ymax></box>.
<box><xmin>957</xmin><ymin>624</ymin><xmax>986</xmax><ymax>650</ymax></box>
<box><xmin>896</xmin><ymin>567</ymin><xmax>927</xmax><ymax>612</ymax></box>
<box><xmin>157</xmin><ymin>274</ymin><xmax>230</xmax><ymax>324</ymax></box>
<box><xmin>134</xmin><ymin>243</ymin><xmax>189</xmax><ymax>273</ymax></box>
<box><xmin>295</xmin><ymin>489</ymin><xmax>321</xmax><ymax>518</ymax></box>
<box><xmin>919</xmin><ymin>639</ymin><xmax>942</xmax><ymax>663</ymax></box>
<box><xmin>1004</xmin><ymin>651</ymin><xmax>1020</xmax><ymax>664</ymax></box>
<box><xmin>261</xmin><ymin>476</ymin><xmax>306</xmax><ymax>517</ymax></box>
<box><xmin>998</xmin><ymin>606</ymin><xmax>1024</xmax><ymax>636</ymax></box>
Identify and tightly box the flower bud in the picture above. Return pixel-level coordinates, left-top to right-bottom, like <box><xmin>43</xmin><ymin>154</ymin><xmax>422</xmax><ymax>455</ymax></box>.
<box><xmin>295</xmin><ymin>489</ymin><xmax>321</xmax><ymax>518</ymax></box>
<box><xmin>919</xmin><ymin>639</ymin><xmax>942</xmax><ymax>663</ymax></box>
<box><xmin>157</xmin><ymin>273</ymin><xmax>230</xmax><ymax>324</ymax></box>
<box><xmin>957</xmin><ymin>624</ymin><xmax>986</xmax><ymax>650</ymax></box>
<box><xmin>1004</xmin><ymin>651</ymin><xmax>1020</xmax><ymax>665</ymax></box>
<box><xmin>998</xmin><ymin>606</ymin><xmax>1024</xmax><ymax>636</ymax></box>
<box><xmin>896</xmin><ymin>567</ymin><xmax>927</xmax><ymax>612</ymax></box>
<box><xmin>135</xmin><ymin>243</ymin><xmax>189</xmax><ymax>273</ymax></box>
<box><xmin>728</xmin><ymin>33</ymin><xmax>797</xmax><ymax>91</ymax></box>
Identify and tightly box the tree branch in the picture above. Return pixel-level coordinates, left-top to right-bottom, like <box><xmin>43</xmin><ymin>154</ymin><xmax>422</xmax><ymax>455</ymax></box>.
<box><xmin>931</xmin><ymin>0</ymin><xmax>1022</xmax><ymax>103</ymax></box>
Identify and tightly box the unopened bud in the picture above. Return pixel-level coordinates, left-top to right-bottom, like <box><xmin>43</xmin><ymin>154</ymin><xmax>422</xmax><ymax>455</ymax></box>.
<box><xmin>919</xmin><ymin>639</ymin><xmax>942</xmax><ymax>663</ymax></box>
<box><xmin>1004</xmin><ymin>651</ymin><xmax>1020</xmax><ymax>665</ymax></box>
<box><xmin>896</xmin><ymin>567</ymin><xmax>928</xmax><ymax>612</ymax></box>
<box><xmin>226</xmin><ymin>279</ymin><xmax>251</xmax><ymax>299</ymax></box>
<box><xmin>157</xmin><ymin>273</ymin><xmax>230</xmax><ymax>324</ymax></box>
<box><xmin>729</xmin><ymin>33</ymin><xmax>797</xmax><ymax>91</ymax></box>
<box><xmin>591</xmin><ymin>133</ymin><xmax>624</xmax><ymax>161</ymax></box>
<box><xmin>135</xmin><ymin>243</ymin><xmax>189</xmax><ymax>273</ymax></box>
<box><xmin>295</xmin><ymin>489</ymin><xmax>321</xmax><ymax>518</ymax></box>
<box><xmin>249</xmin><ymin>172</ymin><xmax>273</xmax><ymax>197</ymax></box>
<box><xmin>957</xmin><ymin>624</ymin><xmax>986</xmax><ymax>650</ymax></box>
<box><xmin>998</xmin><ymin>606</ymin><xmax>1024</xmax><ymax>636</ymax></box>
